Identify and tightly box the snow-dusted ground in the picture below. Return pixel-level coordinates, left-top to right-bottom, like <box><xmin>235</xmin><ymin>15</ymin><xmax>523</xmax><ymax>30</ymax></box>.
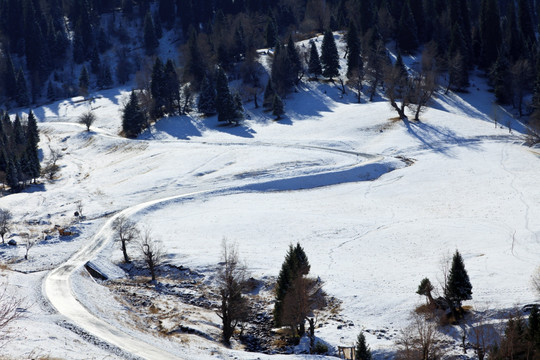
<box><xmin>1</xmin><ymin>61</ymin><xmax>540</xmax><ymax>359</ymax></box>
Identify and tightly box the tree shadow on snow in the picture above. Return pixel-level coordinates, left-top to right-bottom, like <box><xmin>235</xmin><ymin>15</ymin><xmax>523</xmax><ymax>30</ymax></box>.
<box><xmin>148</xmin><ymin>115</ymin><xmax>202</xmax><ymax>140</ymax></box>
<box><xmin>404</xmin><ymin>118</ymin><xmax>482</xmax><ymax>157</ymax></box>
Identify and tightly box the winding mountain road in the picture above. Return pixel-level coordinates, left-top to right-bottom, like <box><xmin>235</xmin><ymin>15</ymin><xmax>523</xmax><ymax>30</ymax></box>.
<box><xmin>42</xmin><ymin>123</ymin><xmax>387</xmax><ymax>359</ymax></box>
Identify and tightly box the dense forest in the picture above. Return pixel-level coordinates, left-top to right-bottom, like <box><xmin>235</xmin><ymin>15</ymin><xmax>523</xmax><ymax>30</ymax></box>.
<box><xmin>1</xmin><ymin>0</ymin><xmax>540</xmax><ymax>189</ymax></box>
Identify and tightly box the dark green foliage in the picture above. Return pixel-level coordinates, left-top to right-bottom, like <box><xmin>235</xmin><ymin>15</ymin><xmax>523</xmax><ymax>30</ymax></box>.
<box><xmin>15</xmin><ymin>69</ymin><xmax>29</xmax><ymax>106</ymax></box>
<box><xmin>273</xmin><ymin>243</ymin><xmax>310</xmax><ymax>327</ymax></box>
<box><xmin>271</xmin><ymin>43</ymin><xmax>295</xmax><ymax>95</ymax></box>
<box><xmin>355</xmin><ymin>332</ymin><xmax>372</xmax><ymax>360</ymax></box>
<box><xmin>416</xmin><ymin>278</ymin><xmax>434</xmax><ymax>298</ymax></box>
<box><xmin>490</xmin><ymin>53</ymin><xmax>511</xmax><ymax>104</ymax></box>
<box><xmin>263</xmin><ymin>78</ymin><xmax>275</xmax><ymax>110</ymax></box>
<box><xmin>163</xmin><ymin>60</ymin><xmax>180</xmax><ymax>115</ymax></box>
<box><xmin>159</xmin><ymin>0</ymin><xmax>176</xmax><ymax>29</ymax></box>
<box><xmin>144</xmin><ymin>12</ymin><xmax>159</xmax><ymax>56</ymax></box>
<box><xmin>97</xmin><ymin>64</ymin><xmax>113</xmax><ymax>89</ymax></box>
<box><xmin>518</xmin><ymin>0</ymin><xmax>536</xmax><ymax>47</ymax></box>
<box><xmin>479</xmin><ymin>0</ymin><xmax>502</xmax><ymax>69</ymax></box>
<box><xmin>122</xmin><ymin>91</ymin><xmax>147</xmax><ymax>138</ymax></box>
<box><xmin>272</xmin><ymin>94</ymin><xmax>284</xmax><ymax>120</ymax></box>
<box><xmin>396</xmin><ymin>1</ymin><xmax>419</xmax><ymax>54</ymax></box>
<box><xmin>286</xmin><ymin>35</ymin><xmax>302</xmax><ymax>84</ymax></box>
<box><xmin>308</xmin><ymin>41</ymin><xmax>322</xmax><ymax>78</ymax></box>
<box><xmin>150</xmin><ymin>57</ymin><xmax>166</xmax><ymax>119</ymax></box>
<box><xmin>444</xmin><ymin>250</ymin><xmax>472</xmax><ymax>314</ymax></box>
<box><xmin>78</xmin><ymin>66</ymin><xmax>89</xmax><ymax>97</ymax></box>
<box><xmin>215</xmin><ymin>67</ymin><xmax>240</xmax><ymax>124</ymax></box>
<box><xmin>448</xmin><ymin>24</ymin><xmax>470</xmax><ymax>92</ymax></box>
<box><xmin>321</xmin><ymin>30</ymin><xmax>340</xmax><ymax>80</ymax></box>
<box><xmin>529</xmin><ymin>305</ymin><xmax>540</xmax><ymax>347</ymax></box>
<box><xmin>183</xmin><ymin>31</ymin><xmax>207</xmax><ymax>90</ymax></box>
<box><xmin>265</xmin><ymin>17</ymin><xmax>278</xmax><ymax>48</ymax></box>
<box><xmin>346</xmin><ymin>22</ymin><xmax>361</xmax><ymax>77</ymax></box>
<box><xmin>505</xmin><ymin>0</ymin><xmax>525</xmax><ymax>63</ymax></box>
<box><xmin>197</xmin><ymin>75</ymin><xmax>217</xmax><ymax>115</ymax></box>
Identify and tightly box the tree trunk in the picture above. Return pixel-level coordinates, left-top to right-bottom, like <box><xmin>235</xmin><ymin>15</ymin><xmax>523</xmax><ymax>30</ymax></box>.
<box><xmin>121</xmin><ymin>240</ymin><xmax>130</xmax><ymax>263</ymax></box>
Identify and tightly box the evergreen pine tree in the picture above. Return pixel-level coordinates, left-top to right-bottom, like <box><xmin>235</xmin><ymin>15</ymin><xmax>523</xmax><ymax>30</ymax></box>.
<box><xmin>233</xmin><ymin>92</ymin><xmax>244</xmax><ymax>125</ymax></box>
<box><xmin>518</xmin><ymin>0</ymin><xmax>536</xmax><ymax>47</ymax></box>
<box><xmin>346</xmin><ymin>21</ymin><xmax>361</xmax><ymax>77</ymax></box>
<box><xmin>153</xmin><ymin>12</ymin><xmax>163</xmax><ymax>39</ymax></box>
<box><xmin>4</xmin><ymin>54</ymin><xmax>18</xmax><ymax>101</ymax></box>
<box><xmin>308</xmin><ymin>41</ymin><xmax>322</xmax><ymax>78</ymax></box>
<box><xmin>215</xmin><ymin>67</ymin><xmax>237</xmax><ymax>124</ymax></box>
<box><xmin>150</xmin><ymin>57</ymin><xmax>165</xmax><ymax>119</ymax></box>
<box><xmin>122</xmin><ymin>91</ymin><xmax>147</xmax><ymax>138</ymax></box>
<box><xmin>355</xmin><ymin>332</ymin><xmax>372</xmax><ymax>360</ymax></box>
<box><xmin>448</xmin><ymin>24</ymin><xmax>470</xmax><ymax>92</ymax></box>
<box><xmin>90</xmin><ymin>47</ymin><xmax>101</xmax><ymax>75</ymax></box>
<box><xmin>197</xmin><ymin>75</ymin><xmax>217</xmax><ymax>115</ymax></box>
<box><xmin>272</xmin><ymin>94</ymin><xmax>284</xmax><ymax>120</ymax></box>
<box><xmin>183</xmin><ymin>31</ymin><xmax>206</xmax><ymax>90</ymax></box>
<box><xmin>163</xmin><ymin>59</ymin><xmax>180</xmax><ymax>115</ymax></box>
<box><xmin>321</xmin><ymin>30</ymin><xmax>340</xmax><ymax>80</ymax></box>
<box><xmin>158</xmin><ymin>0</ymin><xmax>176</xmax><ymax>29</ymax></box>
<box><xmin>263</xmin><ymin>78</ymin><xmax>275</xmax><ymax>110</ymax></box>
<box><xmin>16</xmin><ymin>69</ymin><xmax>29</xmax><ymax>106</ymax></box>
<box><xmin>528</xmin><ymin>305</ymin><xmax>540</xmax><ymax>348</ymax></box>
<box><xmin>396</xmin><ymin>1</ymin><xmax>419</xmax><ymax>54</ymax></box>
<box><xmin>78</xmin><ymin>65</ymin><xmax>89</xmax><ymax>97</ymax></box>
<box><xmin>505</xmin><ymin>0</ymin><xmax>525</xmax><ymax>63</ymax></box>
<box><xmin>6</xmin><ymin>157</ymin><xmax>19</xmax><ymax>192</ymax></box>
<box><xmin>286</xmin><ymin>35</ymin><xmax>302</xmax><ymax>84</ymax></box>
<box><xmin>144</xmin><ymin>12</ymin><xmax>159</xmax><ymax>55</ymax></box>
<box><xmin>479</xmin><ymin>0</ymin><xmax>502</xmax><ymax>69</ymax></box>
<box><xmin>444</xmin><ymin>250</ymin><xmax>472</xmax><ymax>317</ymax></box>
<box><xmin>273</xmin><ymin>243</ymin><xmax>310</xmax><ymax>327</ymax></box>
<box><xmin>271</xmin><ymin>43</ymin><xmax>295</xmax><ymax>95</ymax></box>
<box><xmin>97</xmin><ymin>64</ymin><xmax>113</xmax><ymax>89</ymax></box>
<box><xmin>265</xmin><ymin>17</ymin><xmax>278</xmax><ymax>48</ymax></box>
<box><xmin>490</xmin><ymin>52</ymin><xmax>511</xmax><ymax>104</ymax></box>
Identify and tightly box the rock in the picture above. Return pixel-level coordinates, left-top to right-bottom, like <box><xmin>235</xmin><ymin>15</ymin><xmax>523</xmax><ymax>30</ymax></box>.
<box><xmin>7</xmin><ymin>239</ymin><xmax>17</xmax><ymax>246</ymax></box>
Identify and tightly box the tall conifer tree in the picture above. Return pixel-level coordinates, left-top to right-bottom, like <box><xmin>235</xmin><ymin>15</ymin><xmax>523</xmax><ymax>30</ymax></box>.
<box><xmin>321</xmin><ymin>30</ymin><xmax>340</xmax><ymax>80</ymax></box>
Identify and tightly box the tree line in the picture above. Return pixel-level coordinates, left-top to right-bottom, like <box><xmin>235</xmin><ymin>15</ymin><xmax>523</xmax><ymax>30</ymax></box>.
<box><xmin>0</xmin><ymin>110</ymin><xmax>40</xmax><ymax>192</ymax></box>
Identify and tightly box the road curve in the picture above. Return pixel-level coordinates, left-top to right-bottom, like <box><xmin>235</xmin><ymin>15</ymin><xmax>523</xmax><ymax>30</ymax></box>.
<box><xmin>43</xmin><ymin>132</ymin><xmax>386</xmax><ymax>359</ymax></box>
<box><xmin>44</xmin><ymin>191</ymin><xmax>213</xmax><ymax>360</ymax></box>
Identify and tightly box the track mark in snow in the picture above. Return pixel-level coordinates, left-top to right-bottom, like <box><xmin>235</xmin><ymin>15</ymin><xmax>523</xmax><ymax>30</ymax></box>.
<box><xmin>499</xmin><ymin>144</ymin><xmax>538</xmax><ymax>258</ymax></box>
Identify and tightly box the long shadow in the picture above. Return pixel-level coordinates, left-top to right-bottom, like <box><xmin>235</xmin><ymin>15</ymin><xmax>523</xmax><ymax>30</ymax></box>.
<box><xmin>242</xmin><ymin>161</ymin><xmax>397</xmax><ymax>192</ymax></box>
<box><xmin>431</xmin><ymin>78</ymin><xmax>529</xmax><ymax>134</ymax></box>
<box><xmin>148</xmin><ymin>115</ymin><xmax>202</xmax><ymax>140</ymax></box>
<box><xmin>404</xmin><ymin>118</ymin><xmax>482</xmax><ymax>157</ymax></box>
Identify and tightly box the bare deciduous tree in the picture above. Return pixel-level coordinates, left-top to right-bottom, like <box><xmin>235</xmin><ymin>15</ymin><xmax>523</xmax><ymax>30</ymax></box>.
<box><xmin>384</xmin><ymin>62</ymin><xmax>412</xmax><ymax>120</ymax></box>
<box><xmin>0</xmin><ymin>281</ymin><xmax>25</xmax><ymax>342</ymax></box>
<box><xmin>42</xmin><ymin>147</ymin><xmax>62</xmax><ymax>181</ymax></box>
<box><xmin>0</xmin><ymin>209</ymin><xmax>12</xmax><ymax>244</ymax></box>
<box><xmin>395</xmin><ymin>312</ymin><xmax>446</xmax><ymax>360</ymax></box>
<box><xmin>78</xmin><ymin>111</ymin><xmax>96</xmax><ymax>131</ymax></box>
<box><xmin>24</xmin><ymin>236</ymin><xmax>36</xmax><ymax>260</ymax></box>
<box><xmin>75</xmin><ymin>200</ymin><xmax>84</xmax><ymax>218</ymax></box>
<box><xmin>139</xmin><ymin>228</ymin><xmax>163</xmax><ymax>282</ymax></box>
<box><xmin>112</xmin><ymin>216</ymin><xmax>139</xmax><ymax>263</ymax></box>
<box><xmin>216</xmin><ymin>240</ymin><xmax>249</xmax><ymax>346</ymax></box>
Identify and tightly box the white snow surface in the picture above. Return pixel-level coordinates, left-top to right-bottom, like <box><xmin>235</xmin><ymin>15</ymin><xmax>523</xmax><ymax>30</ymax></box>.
<box><xmin>1</xmin><ymin>63</ymin><xmax>540</xmax><ymax>359</ymax></box>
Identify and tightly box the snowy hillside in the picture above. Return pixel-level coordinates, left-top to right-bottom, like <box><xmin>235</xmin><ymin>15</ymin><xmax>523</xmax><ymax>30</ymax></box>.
<box><xmin>0</xmin><ymin>64</ymin><xmax>539</xmax><ymax>360</ymax></box>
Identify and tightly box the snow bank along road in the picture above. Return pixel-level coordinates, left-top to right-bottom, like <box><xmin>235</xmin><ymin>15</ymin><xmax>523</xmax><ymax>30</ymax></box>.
<box><xmin>43</xmin><ymin>130</ymin><xmax>391</xmax><ymax>359</ymax></box>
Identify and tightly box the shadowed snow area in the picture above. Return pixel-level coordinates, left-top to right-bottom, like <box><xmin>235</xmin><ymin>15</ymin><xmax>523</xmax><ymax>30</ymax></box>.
<box><xmin>1</xmin><ymin>71</ymin><xmax>539</xmax><ymax>359</ymax></box>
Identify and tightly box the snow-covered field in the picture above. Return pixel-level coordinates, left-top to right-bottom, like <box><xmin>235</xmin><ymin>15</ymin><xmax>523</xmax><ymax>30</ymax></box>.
<box><xmin>1</xmin><ymin>67</ymin><xmax>539</xmax><ymax>359</ymax></box>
